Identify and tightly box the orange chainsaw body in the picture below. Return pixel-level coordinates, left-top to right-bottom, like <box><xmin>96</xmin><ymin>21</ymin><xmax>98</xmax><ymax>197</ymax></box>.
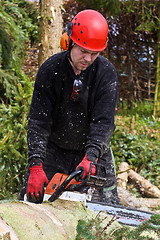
<box><xmin>45</xmin><ymin>163</ymin><xmax>107</xmax><ymax>202</ymax></box>
<box><xmin>45</xmin><ymin>173</ymin><xmax>81</xmax><ymax>195</ymax></box>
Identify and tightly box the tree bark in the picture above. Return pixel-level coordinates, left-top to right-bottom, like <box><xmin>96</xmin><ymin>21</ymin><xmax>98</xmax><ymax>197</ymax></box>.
<box><xmin>38</xmin><ymin>0</ymin><xmax>63</xmax><ymax>67</ymax></box>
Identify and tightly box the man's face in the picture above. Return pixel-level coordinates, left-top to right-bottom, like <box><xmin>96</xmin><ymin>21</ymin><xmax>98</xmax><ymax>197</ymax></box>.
<box><xmin>70</xmin><ymin>44</ymin><xmax>100</xmax><ymax>73</ymax></box>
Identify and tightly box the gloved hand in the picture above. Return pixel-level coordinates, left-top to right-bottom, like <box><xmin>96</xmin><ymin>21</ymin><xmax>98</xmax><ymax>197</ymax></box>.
<box><xmin>27</xmin><ymin>160</ymin><xmax>48</xmax><ymax>203</ymax></box>
<box><xmin>75</xmin><ymin>154</ymin><xmax>96</xmax><ymax>180</ymax></box>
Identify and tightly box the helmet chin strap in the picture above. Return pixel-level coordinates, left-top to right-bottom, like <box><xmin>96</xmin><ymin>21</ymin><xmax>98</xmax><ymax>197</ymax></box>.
<box><xmin>68</xmin><ymin>42</ymin><xmax>76</xmax><ymax>63</ymax></box>
<box><xmin>67</xmin><ymin>22</ymin><xmax>77</xmax><ymax>63</ymax></box>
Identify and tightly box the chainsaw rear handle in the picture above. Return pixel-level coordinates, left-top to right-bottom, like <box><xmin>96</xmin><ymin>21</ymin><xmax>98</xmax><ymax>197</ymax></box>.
<box><xmin>48</xmin><ymin>169</ymin><xmax>82</xmax><ymax>202</ymax></box>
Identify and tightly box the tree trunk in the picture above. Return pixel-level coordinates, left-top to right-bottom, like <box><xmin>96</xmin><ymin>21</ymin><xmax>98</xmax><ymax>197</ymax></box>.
<box><xmin>127</xmin><ymin>30</ymin><xmax>134</xmax><ymax>109</ymax></box>
<box><xmin>153</xmin><ymin>27</ymin><xmax>160</xmax><ymax>117</ymax></box>
<box><xmin>38</xmin><ymin>0</ymin><xmax>63</xmax><ymax>67</ymax></box>
<box><xmin>153</xmin><ymin>1</ymin><xmax>160</xmax><ymax>117</ymax></box>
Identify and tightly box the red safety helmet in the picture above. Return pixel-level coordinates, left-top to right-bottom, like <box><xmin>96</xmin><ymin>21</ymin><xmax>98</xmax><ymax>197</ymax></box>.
<box><xmin>60</xmin><ymin>10</ymin><xmax>108</xmax><ymax>52</ymax></box>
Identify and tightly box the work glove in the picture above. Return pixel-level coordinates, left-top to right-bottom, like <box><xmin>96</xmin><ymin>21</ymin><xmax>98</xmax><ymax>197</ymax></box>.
<box><xmin>27</xmin><ymin>160</ymin><xmax>48</xmax><ymax>203</ymax></box>
<box><xmin>75</xmin><ymin>154</ymin><xmax>96</xmax><ymax>180</ymax></box>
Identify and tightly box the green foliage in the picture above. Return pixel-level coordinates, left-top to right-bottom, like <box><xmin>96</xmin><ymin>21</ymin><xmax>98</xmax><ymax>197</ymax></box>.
<box><xmin>0</xmin><ymin>0</ymin><xmax>39</xmax><ymax>70</ymax></box>
<box><xmin>0</xmin><ymin>2</ymin><xmax>26</xmax><ymax>69</ymax></box>
<box><xmin>0</xmin><ymin>74</ymin><xmax>33</xmax><ymax>199</ymax></box>
<box><xmin>3</xmin><ymin>0</ymin><xmax>39</xmax><ymax>44</ymax></box>
<box><xmin>0</xmin><ymin>0</ymin><xmax>39</xmax><ymax>101</ymax></box>
<box><xmin>123</xmin><ymin>0</ymin><xmax>160</xmax><ymax>32</ymax></box>
<box><xmin>77</xmin><ymin>0</ymin><xmax>120</xmax><ymax>15</ymax></box>
<box><xmin>118</xmin><ymin>100</ymin><xmax>155</xmax><ymax>117</ymax></box>
<box><xmin>76</xmin><ymin>212</ymin><xmax>160</xmax><ymax>240</ymax></box>
<box><xmin>110</xmin><ymin>214</ymin><xmax>160</xmax><ymax>240</ymax></box>
<box><xmin>76</xmin><ymin>211</ymin><xmax>118</xmax><ymax>240</ymax></box>
<box><xmin>0</xmin><ymin>69</ymin><xmax>17</xmax><ymax>101</ymax></box>
<box><xmin>112</xmin><ymin>101</ymin><xmax>160</xmax><ymax>187</ymax></box>
<box><xmin>0</xmin><ymin>0</ymin><xmax>37</xmax><ymax>199</ymax></box>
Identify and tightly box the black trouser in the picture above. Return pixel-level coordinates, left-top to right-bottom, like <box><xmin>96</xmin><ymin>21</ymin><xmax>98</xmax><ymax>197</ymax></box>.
<box><xmin>19</xmin><ymin>142</ymin><xmax>120</xmax><ymax>204</ymax></box>
<box><xmin>43</xmin><ymin>142</ymin><xmax>84</xmax><ymax>181</ymax></box>
<box><xmin>92</xmin><ymin>150</ymin><xmax>120</xmax><ymax>204</ymax></box>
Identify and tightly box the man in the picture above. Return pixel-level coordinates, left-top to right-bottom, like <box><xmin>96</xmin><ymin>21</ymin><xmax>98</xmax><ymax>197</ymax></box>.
<box><xmin>19</xmin><ymin>9</ymin><xmax>120</xmax><ymax>204</ymax></box>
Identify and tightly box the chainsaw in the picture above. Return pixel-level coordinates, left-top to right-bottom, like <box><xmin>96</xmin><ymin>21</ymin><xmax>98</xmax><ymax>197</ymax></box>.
<box><xmin>44</xmin><ymin>162</ymin><xmax>157</xmax><ymax>227</ymax></box>
<box><xmin>45</xmin><ymin>162</ymin><xmax>107</xmax><ymax>202</ymax></box>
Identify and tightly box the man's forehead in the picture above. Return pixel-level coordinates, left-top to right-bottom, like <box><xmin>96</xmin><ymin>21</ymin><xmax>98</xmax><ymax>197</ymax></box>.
<box><xmin>76</xmin><ymin>44</ymin><xmax>99</xmax><ymax>54</ymax></box>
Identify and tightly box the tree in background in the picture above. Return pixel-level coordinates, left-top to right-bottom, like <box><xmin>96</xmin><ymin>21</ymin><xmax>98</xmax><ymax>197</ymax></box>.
<box><xmin>76</xmin><ymin>0</ymin><xmax>159</xmax><ymax>115</ymax></box>
<box><xmin>153</xmin><ymin>2</ymin><xmax>160</xmax><ymax>117</ymax></box>
<box><xmin>121</xmin><ymin>0</ymin><xmax>160</xmax><ymax>116</ymax></box>
<box><xmin>38</xmin><ymin>0</ymin><xmax>63</xmax><ymax>66</ymax></box>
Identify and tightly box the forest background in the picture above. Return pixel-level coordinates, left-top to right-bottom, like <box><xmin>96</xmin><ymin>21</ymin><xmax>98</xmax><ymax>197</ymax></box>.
<box><xmin>0</xmin><ymin>0</ymin><xmax>160</xmax><ymax>200</ymax></box>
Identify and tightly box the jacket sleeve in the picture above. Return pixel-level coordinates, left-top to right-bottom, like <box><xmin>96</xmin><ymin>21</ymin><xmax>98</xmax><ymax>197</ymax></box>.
<box><xmin>85</xmin><ymin>62</ymin><xmax>118</xmax><ymax>162</ymax></box>
<box><xmin>27</xmin><ymin>66</ymin><xmax>55</xmax><ymax>163</ymax></box>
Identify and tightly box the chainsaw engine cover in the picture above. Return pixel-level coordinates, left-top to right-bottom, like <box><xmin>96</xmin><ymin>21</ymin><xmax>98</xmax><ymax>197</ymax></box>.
<box><xmin>45</xmin><ymin>172</ymin><xmax>81</xmax><ymax>195</ymax></box>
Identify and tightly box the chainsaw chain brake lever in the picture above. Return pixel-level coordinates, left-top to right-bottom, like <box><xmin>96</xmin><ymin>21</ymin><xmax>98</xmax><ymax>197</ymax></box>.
<box><xmin>72</xmin><ymin>162</ymin><xmax>107</xmax><ymax>191</ymax></box>
<box><xmin>86</xmin><ymin>162</ymin><xmax>108</xmax><ymax>188</ymax></box>
<box><xmin>48</xmin><ymin>169</ymin><xmax>82</xmax><ymax>202</ymax></box>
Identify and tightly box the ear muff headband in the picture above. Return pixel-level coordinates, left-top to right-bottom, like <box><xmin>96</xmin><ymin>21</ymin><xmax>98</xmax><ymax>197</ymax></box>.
<box><xmin>60</xmin><ymin>22</ymin><xmax>73</xmax><ymax>50</ymax></box>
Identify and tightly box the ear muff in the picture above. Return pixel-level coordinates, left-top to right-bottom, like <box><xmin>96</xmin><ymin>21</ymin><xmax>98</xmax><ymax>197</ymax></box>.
<box><xmin>60</xmin><ymin>22</ymin><xmax>73</xmax><ymax>50</ymax></box>
<box><xmin>60</xmin><ymin>32</ymin><xmax>70</xmax><ymax>50</ymax></box>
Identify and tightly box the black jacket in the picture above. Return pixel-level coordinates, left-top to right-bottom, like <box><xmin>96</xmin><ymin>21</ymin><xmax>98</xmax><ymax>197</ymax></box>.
<box><xmin>27</xmin><ymin>51</ymin><xmax>118</xmax><ymax>163</ymax></box>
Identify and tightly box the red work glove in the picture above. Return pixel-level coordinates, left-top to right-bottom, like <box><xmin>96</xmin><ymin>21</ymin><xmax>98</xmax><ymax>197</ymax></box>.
<box><xmin>75</xmin><ymin>154</ymin><xmax>96</xmax><ymax>180</ymax></box>
<box><xmin>27</xmin><ymin>160</ymin><xmax>48</xmax><ymax>203</ymax></box>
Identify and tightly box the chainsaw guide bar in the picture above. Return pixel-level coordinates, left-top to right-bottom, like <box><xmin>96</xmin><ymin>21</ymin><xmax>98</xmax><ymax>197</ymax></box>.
<box><xmin>43</xmin><ymin>164</ymin><xmax>158</xmax><ymax>227</ymax></box>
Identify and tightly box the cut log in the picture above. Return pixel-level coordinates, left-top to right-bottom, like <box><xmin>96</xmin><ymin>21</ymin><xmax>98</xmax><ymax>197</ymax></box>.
<box><xmin>118</xmin><ymin>186</ymin><xmax>160</xmax><ymax>212</ymax></box>
<box><xmin>0</xmin><ymin>225</ymin><xmax>10</xmax><ymax>240</ymax></box>
<box><xmin>0</xmin><ymin>216</ymin><xmax>18</xmax><ymax>240</ymax></box>
<box><xmin>0</xmin><ymin>200</ymin><xmax>120</xmax><ymax>240</ymax></box>
<box><xmin>117</xmin><ymin>162</ymin><xmax>160</xmax><ymax>198</ymax></box>
<box><xmin>128</xmin><ymin>169</ymin><xmax>160</xmax><ymax>198</ymax></box>
<box><xmin>116</xmin><ymin>162</ymin><xmax>130</xmax><ymax>189</ymax></box>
